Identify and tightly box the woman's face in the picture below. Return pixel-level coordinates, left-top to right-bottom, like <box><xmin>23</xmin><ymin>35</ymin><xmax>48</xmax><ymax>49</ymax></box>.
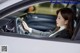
<box><xmin>56</xmin><ymin>12</ymin><xmax>68</xmax><ymax>27</ymax></box>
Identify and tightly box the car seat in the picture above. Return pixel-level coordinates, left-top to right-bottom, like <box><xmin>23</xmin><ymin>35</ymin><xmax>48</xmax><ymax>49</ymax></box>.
<box><xmin>24</xmin><ymin>13</ymin><xmax>56</xmax><ymax>32</ymax></box>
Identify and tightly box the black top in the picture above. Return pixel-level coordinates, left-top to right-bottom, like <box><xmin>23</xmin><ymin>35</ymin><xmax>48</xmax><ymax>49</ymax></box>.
<box><xmin>51</xmin><ymin>29</ymin><xmax>72</xmax><ymax>39</ymax></box>
<box><xmin>28</xmin><ymin>28</ymin><xmax>72</xmax><ymax>39</ymax></box>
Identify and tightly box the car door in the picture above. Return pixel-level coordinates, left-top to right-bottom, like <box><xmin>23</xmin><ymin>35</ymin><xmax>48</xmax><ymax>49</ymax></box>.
<box><xmin>0</xmin><ymin>0</ymin><xmax>80</xmax><ymax>53</ymax></box>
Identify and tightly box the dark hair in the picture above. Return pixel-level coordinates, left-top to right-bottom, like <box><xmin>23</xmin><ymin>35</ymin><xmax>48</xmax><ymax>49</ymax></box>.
<box><xmin>24</xmin><ymin>6</ymin><xmax>36</xmax><ymax>13</ymax></box>
<box><xmin>56</xmin><ymin>8</ymin><xmax>75</xmax><ymax>36</ymax></box>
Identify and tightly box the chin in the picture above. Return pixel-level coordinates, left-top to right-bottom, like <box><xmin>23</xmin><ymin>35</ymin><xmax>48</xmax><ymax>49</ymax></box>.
<box><xmin>56</xmin><ymin>25</ymin><xmax>60</xmax><ymax>27</ymax></box>
<box><xmin>56</xmin><ymin>24</ymin><xmax>59</xmax><ymax>27</ymax></box>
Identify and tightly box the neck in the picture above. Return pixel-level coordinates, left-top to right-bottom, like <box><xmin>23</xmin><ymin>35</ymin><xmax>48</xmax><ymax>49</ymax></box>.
<box><xmin>58</xmin><ymin>26</ymin><xmax>66</xmax><ymax>31</ymax></box>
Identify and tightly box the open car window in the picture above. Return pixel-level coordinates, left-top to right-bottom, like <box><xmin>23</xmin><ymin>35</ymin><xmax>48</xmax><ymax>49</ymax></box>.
<box><xmin>1</xmin><ymin>1</ymin><xmax>80</xmax><ymax>53</ymax></box>
<box><xmin>0</xmin><ymin>2</ymin><xmax>71</xmax><ymax>32</ymax></box>
<box><xmin>0</xmin><ymin>0</ymin><xmax>79</xmax><ymax>42</ymax></box>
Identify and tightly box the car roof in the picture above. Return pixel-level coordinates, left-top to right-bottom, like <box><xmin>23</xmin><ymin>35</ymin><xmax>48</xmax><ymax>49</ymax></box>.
<box><xmin>0</xmin><ymin>0</ymin><xmax>22</xmax><ymax>10</ymax></box>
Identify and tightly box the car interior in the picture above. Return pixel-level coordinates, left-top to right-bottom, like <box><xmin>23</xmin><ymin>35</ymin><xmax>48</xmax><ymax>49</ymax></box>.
<box><xmin>0</xmin><ymin>1</ymin><xmax>80</xmax><ymax>43</ymax></box>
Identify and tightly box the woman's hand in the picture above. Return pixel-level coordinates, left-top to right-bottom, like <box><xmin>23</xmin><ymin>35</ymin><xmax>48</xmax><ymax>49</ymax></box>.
<box><xmin>21</xmin><ymin>21</ymin><xmax>30</xmax><ymax>31</ymax></box>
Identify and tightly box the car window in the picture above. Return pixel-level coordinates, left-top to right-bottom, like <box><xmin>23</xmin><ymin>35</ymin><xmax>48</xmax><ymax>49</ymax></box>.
<box><xmin>0</xmin><ymin>1</ymin><xmax>76</xmax><ymax>40</ymax></box>
<box><xmin>35</xmin><ymin>2</ymin><xmax>68</xmax><ymax>15</ymax></box>
<box><xmin>39</xmin><ymin>2</ymin><xmax>51</xmax><ymax>7</ymax></box>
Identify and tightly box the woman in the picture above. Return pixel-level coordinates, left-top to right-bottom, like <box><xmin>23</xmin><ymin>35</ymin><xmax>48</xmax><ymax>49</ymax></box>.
<box><xmin>21</xmin><ymin>8</ymin><xmax>75</xmax><ymax>39</ymax></box>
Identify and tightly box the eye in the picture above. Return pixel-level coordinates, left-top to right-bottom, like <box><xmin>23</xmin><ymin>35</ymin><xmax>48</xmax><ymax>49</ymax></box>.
<box><xmin>58</xmin><ymin>17</ymin><xmax>60</xmax><ymax>19</ymax></box>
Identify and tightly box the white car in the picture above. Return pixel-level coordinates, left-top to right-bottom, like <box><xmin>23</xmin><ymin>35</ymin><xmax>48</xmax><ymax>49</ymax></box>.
<box><xmin>0</xmin><ymin>0</ymin><xmax>80</xmax><ymax>53</ymax></box>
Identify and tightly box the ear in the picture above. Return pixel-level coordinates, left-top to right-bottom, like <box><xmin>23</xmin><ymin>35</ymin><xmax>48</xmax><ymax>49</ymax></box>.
<box><xmin>65</xmin><ymin>20</ymin><xmax>68</xmax><ymax>25</ymax></box>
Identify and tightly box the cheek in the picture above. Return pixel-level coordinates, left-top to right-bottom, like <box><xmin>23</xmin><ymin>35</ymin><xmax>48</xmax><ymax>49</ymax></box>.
<box><xmin>60</xmin><ymin>21</ymin><xmax>66</xmax><ymax>25</ymax></box>
<box><xmin>56</xmin><ymin>18</ymin><xmax>59</xmax><ymax>23</ymax></box>
<box><xmin>57</xmin><ymin>21</ymin><xmax>65</xmax><ymax>26</ymax></box>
